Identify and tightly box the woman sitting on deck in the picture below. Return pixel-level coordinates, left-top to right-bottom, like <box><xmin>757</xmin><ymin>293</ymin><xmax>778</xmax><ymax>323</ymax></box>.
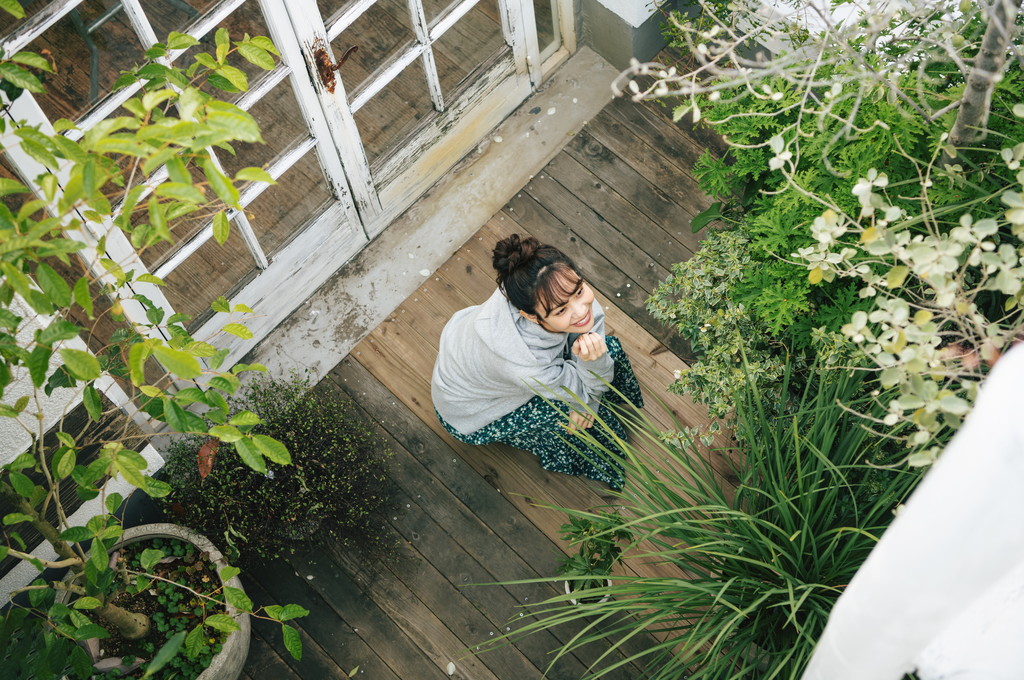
<box><xmin>431</xmin><ymin>234</ymin><xmax>643</xmax><ymax>489</ymax></box>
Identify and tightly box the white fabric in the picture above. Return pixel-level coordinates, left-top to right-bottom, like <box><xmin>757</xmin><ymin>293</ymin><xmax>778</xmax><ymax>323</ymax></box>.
<box><xmin>802</xmin><ymin>343</ymin><xmax>1024</xmax><ymax>680</ymax></box>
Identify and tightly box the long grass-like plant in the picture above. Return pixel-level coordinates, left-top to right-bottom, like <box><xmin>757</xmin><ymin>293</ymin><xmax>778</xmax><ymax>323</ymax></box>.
<box><xmin>482</xmin><ymin>363</ymin><xmax>922</xmax><ymax>679</ymax></box>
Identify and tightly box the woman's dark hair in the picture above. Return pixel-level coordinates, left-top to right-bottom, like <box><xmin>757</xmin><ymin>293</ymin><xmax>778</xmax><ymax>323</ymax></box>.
<box><xmin>492</xmin><ymin>234</ymin><xmax>582</xmax><ymax>316</ymax></box>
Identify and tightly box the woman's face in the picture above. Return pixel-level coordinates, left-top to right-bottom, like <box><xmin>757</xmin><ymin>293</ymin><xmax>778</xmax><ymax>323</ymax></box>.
<box><xmin>522</xmin><ymin>279</ymin><xmax>596</xmax><ymax>334</ymax></box>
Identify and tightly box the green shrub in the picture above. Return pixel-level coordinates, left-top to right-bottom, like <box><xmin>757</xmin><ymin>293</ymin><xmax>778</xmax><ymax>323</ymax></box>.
<box><xmin>160</xmin><ymin>375</ymin><xmax>396</xmax><ymax>564</ymax></box>
<box><xmin>484</xmin><ymin>363</ymin><xmax>921</xmax><ymax>679</ymax></box>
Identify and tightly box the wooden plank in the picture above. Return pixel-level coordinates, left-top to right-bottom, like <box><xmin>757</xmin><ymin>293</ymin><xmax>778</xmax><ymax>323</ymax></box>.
<box><xmin>281</xmin><ymin>546</ymin><xmax>446</xmax><ymax>678</ymax></box>
<box><xmin>563</xmin><ymin>128</ymin><xmax>704</xmax><ymax>258</ymax></box>
<box><xmin>323</xmin><ymin>358</ymin><xmax>655</xmax><ymax>677</ymax></box>
<box><xmin>242</xmin><ymin>576</ymin><xmax>375</xmax><ymax>679</ymax></box>
<box><xmin>604</xmin><ymin>97</ymin><xmax>712</xmax><ymax>178</ymax></box>
<box><xmin>518</xmin><ymin>171</ymin><xmax>671</xmax><ymax>293</ymax></box>
<box><xmin>583</xmin><ymin>109</ymin><xmax>714</xmax><ymax>220</ymax></box>
<box><xmin>541</xmin><ymin>150</ymin><xmax>696</xmax><ymax>266</ymax></box>
<box><xmin>305</xmin><ymin>544</ymin><xmax>503</xmax><ymax>680</ymax></box>
<box><xmin>243</xmin><ymin>628</ymin><xmax>303</xmax><ymax>680</ymax></box>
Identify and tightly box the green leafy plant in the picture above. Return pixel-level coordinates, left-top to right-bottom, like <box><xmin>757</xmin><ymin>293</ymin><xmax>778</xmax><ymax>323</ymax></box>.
<box><xmin>0</xmin><ymin>17</ymin><xmax>307</xmax><ymax>678</ymax></box>
<box><xmin>481</xmin><ymin>363</ymin><xmax>921</xmax><ymax>679</ymax></box>
<box><xmin>160</xmin><ymin>374</ymin><xmax>396</xmax><ymax>564</ymax></box>
<box><xmin>556</xmin><ymin>511</ymin><xmax>630</xmax><ymax>600</ymax></box>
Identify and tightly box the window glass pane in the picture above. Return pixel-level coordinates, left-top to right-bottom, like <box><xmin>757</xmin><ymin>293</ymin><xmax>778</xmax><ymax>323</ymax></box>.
<box><xmin>434</xmin><ymin>0</ymin><xmax>505</xmax><ymax>98</ymax></box>
<box><xmin>330</xmin><ymin>0</ymin><xmax>415</xmax><ymax>98</ymax></box>
<box><xmin>25</xmin><ymin>0</ymin><xmax>147</xmax><ymax>122</ymax></box>
<box><xmin>245</xmin><ymin>149</ymin><xmax>332</xmax><ymax>258</ymax></box>
<box><xmin>164</xmin><ymin>226</ymin><xmax>256</xmax><ymax>330</ymax></box>
<box><xmin>172</xmin><ymin>1</ymin><xmax>275</xmax><ymax>103</ymax></box>
<box><xmin>0</xmin><ymin>153</ymin><xmax>30</xmax><ymax>216</ymax></box>
<box><xmin>0</xmin><ymin>1</ymin><xmax>52</xmax><ymax>37</ymax></box>
<box><xmin>144</xmin><ymin>0</ymin><xmax>220</xmax><ymax>39</ymax></box>
<box><xmin>353</xmin><ymin>57</ymin><xmax>433</xmax><ymax>166</ymax></box>
<box><xmin>534</xmin><ymin>0</ymin><xmax>557</xmax><ymax>56</ymax></box>
<box><xmin>219</xmin><ymin>80</ymin><xmax>308</xmax><ymax>178</ymax></box>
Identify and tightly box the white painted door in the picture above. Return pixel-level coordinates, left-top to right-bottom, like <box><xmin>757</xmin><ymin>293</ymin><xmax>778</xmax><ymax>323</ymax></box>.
<box><xmin>283</xmin><ymin>0</ymin><xmax>539</xmax><ymax>233</ymax></box>
<box><xmin>1</xmin><ymin>0</ymin><xmax>548</xmax><ymax>364</ymax></box>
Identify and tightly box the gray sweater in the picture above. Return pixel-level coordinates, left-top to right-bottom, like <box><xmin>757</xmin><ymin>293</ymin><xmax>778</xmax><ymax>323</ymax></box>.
<box><xmin>431</xmin><ymin>288</ymin><xmax>615</xmax><ymax>435</ymax></box>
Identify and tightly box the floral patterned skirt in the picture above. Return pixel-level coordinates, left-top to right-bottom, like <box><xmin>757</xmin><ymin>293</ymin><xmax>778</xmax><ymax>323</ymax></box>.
<box><xmin>437</xmin><ymin>336</ymin><xmax>643</xmax><ymax>489</ymax></box>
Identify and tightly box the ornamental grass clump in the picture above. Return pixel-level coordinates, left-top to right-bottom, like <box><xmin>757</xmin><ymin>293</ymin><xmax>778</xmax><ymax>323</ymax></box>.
<box><xmin>160</xmin><ymin>375</ymin><xmax>396</xmax><ymax>564</ymax></box>
<box><xmin>484</xmin><ymin>362</ymin><xmax>922</xmax><ymax>679</ymax></box>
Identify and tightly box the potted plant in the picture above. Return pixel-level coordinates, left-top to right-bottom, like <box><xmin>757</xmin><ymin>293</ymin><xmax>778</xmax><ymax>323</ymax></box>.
<box><xmin>159</xmin><ymin>374</ymin><xmax>397</xmax><ymax>565</ymax></box>
<box><xmin>557</xmin><ymin>511</ymin><xmax>630</xmax><ymax>605</ymax></box>
<box><xmin>0</xmin><ymin>16</ymin><xmax>307</xmax><ymax>678</ymax></box>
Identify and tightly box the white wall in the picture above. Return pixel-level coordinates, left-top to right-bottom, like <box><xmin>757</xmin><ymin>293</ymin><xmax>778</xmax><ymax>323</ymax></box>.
<box><xmin>0</xmin><ymin>297</ymin><xmax>83</xmax><ymax>465</ymax></box>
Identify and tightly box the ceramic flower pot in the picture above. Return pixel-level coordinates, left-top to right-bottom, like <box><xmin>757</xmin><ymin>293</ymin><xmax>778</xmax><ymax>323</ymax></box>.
<box><xmin>62</xmin><ymin>523</ymin><xmax>250</xmax><ymax>680</ymax></box>
<box><xmin>564</xmin><ymin>578</ymin><xmax>613</xmax><ymax>606</ymax></box>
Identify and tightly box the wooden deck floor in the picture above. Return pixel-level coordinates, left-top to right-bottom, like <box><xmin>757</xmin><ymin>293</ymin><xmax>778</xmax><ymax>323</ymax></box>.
<box><xmin>240</xmin><ymin>96</ymin><xmax>726</xmax><ymax>680</ymax></box>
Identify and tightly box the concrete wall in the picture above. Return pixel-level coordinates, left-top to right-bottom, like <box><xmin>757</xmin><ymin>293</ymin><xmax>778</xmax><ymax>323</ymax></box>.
<box><xmin>580</xmin><ymin>0</ymin><xmax>673</xmax><ymax>71</ymax></box>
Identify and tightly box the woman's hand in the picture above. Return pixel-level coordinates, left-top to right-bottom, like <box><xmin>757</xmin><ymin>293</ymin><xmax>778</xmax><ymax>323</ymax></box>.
<box><xmin>566</xmin><ymin>410</ymin><xmax>595</xmax><ymax>432</ymax></box>
<box><xmin>572</xmin><ymin>332</ymin><xmax>607</xmax><ymax>362</ymax></box>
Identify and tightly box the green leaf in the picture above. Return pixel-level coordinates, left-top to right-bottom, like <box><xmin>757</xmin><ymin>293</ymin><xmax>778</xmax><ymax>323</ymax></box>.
<box><xmin>9</xmin><ymin>471</ymin><xmax>35</xmax><ymax>497</ymax></box>
<box><xmin>210</xmin><ymin>296</ymin><xmax>231</xmax><ymax>313</ymax></box>
<box><xmin>229</xmin><ymin>410</ymin><xmax>261</xmax><ymax>426</ymax></box>
<box><xmin>215</xmin><ymin>27</ymin><xmax>231</xmax><ymax>63</ymax></box>
<box><xmin>34</xmin><ymin>262</ymin><xmax>72</xmax><ymax>307</ymax></box>
<box><xmin>233</xmin><ymin>437</ymin><xmax>266</xmax><ymax>474</ymax></box>
<box><xmin>282</xmin><ymin>625</ymin><xmax>302</xmax><ymax>660</ymax></box>
<box><xmin>82</xmin><ymin>385</ymin><xmax>103</xmax><ymax>421</ymax></box>
<box><xmin>163</xmin><ymin>398</ymin><xmax>193</xmax><ymax>433</ymax></box>
<box><xmin>277</xmin><ymin>604</ymin><xmax>309</xmax><ymax>622</ymax></box>
<box><xmin>204</xmin><ymin>613</ymin><xmax>241</xmax><ymax>632</ymax></box>
<box><xmin>10</xmin><ymin>52</ymin><xmax>54</xmax><ymax>72</ymax></box>
<box><xmin>73</xmin><ymin>623</ymin><xmax>110</xmax><ymax>640</ymax></box>
<box><xmin>153</xmin><ymin>345</ymin><xmax>202</xmax><ymax>379</ymax></box>
<box><xmin>73</xmin><ymin>277</ymin><xmax>94</xmax><ymax>318</ymax></box>
<box><xmin>59</xmin><ymin>349</ymin><xmax>102</xmax><ymax>381</ymax></box>
<box><xmin>167</xmin><ymin>32</ymin><xmax>200</xmax><ymax>50</ymax></box>
<box><xmin>690</xmin><ymin>201</ymin><xmax>724</xmax><ymax>233</ymax></box>
<box><xmin>154</xmin><ymin>182</ymin><xmax>206</xmax><ymax>204</ymax></box>
<box><xmin>209</xmin><ymin>374</ymin><xmax>240</xmax><ymax>394</ymax></box>
<box><xmin>221</xmin><ymin>322</ymin><xmax>253</xmax><ymax>339</ymax></box>
<box><xmin>202</xmin><ymin>158</ymin><xmax>240</xmax><ymax>207</ymax></box>
<box><xmin>27</xmin><ymin>345</ymin><xmax>51</xmax><ymax>387</ymax></box>
<box><xmin>235</xmin><ymin>167</ymin><xmax>275</xmax><ymax>184</ymax></box>
<box><xmin>205</xmin><ymin>101</ymin><xmax>262</xmax><ymax>143</ymax></box>
<box><xmin>128</xmin><ymin>342</ymin><xmax>150</xmax><ymax>385</ymax></box>
<box><xmin>136</xmin><ymin>274</ymin><xmax>166</xmax><ymax>287</ymax></box>
<box><xmin>53</xmin><ymin>446</ymin><xmax>76</xmax><ymax>479</ymax></box>
<box><xmin>72</xmin><ymin>596</ymin><xmax>102</xmax><ymax>610</ymax></box>
<box><xmin>237</xmin><ymin>42</ymin><xmax>275</xmax><ymax>70</ymax></box>
<box><xmin>223</xmin><ymin>585</ymin><xmax>253</xmax><ymax>612</ymax></box>
<box><xmin>0</xmin><ymin>63</ymin><xmax>43</xmax><ymax>93</ymax></box>
<box><xmin>248</xmin><ymin>36</ymin><xmax>280</xmax><ymax>55</ymax></box>
<box><xmin>140</xmin><ymin>548</ymin><xmax>165</xmax><ymax>571</ymax></box>
<box><xmin>184</xmin><ymin>624</ymin><xmax>205</xmax><ymax>660</ymax></box>
<box><xmin>213</xmin><ymin>211</ymin><xmax>230</xmax><ymax>245</ymax></box>
<box><xmin>209</xmin><ymin>424</ymin><xmax>243</xmax><ymax>442</ymax></box>
<box><xmin>143</xmin><ymin>630</ymin><xmax>186</xmax><ymax>678</ymax></box>
<box><xmin>253</xmin><ymin>435</ymin><xmax>291</xmax><ymax>465</ymax></box>
<box><xmin>60</xmin><ymin>526</ymin><xmax>94</xmax><ymax>542</ymax></box>
<box><xmin>219</xmin><ymin>565</ymin><xmax>241</xmax><ymax>582</ymax></box>
<box><xmin>0</xmin><ymin>0</ymin><xmax>26</xmax><ymax>19</ymax></box>
<box><xmin>173</xmin><ymin>387</ymin><xmax>207</xmax><ymax>404</ymax></box>
<box><xmin>105</xmin><ymin>492</ymin><xmax>124</xmax><ymax>514</ymax></box>
<box><xmin>3</xmin><ymin>512</ymin><xmax>33</xmax><ymax>525</ymax></box>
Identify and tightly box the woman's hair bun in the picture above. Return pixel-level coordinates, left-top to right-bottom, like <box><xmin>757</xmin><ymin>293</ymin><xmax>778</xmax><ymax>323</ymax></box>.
<box><xmin>492</xmin><ymin>233</ymin><xmax>540</xmax><ymax>278</ymax></box>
